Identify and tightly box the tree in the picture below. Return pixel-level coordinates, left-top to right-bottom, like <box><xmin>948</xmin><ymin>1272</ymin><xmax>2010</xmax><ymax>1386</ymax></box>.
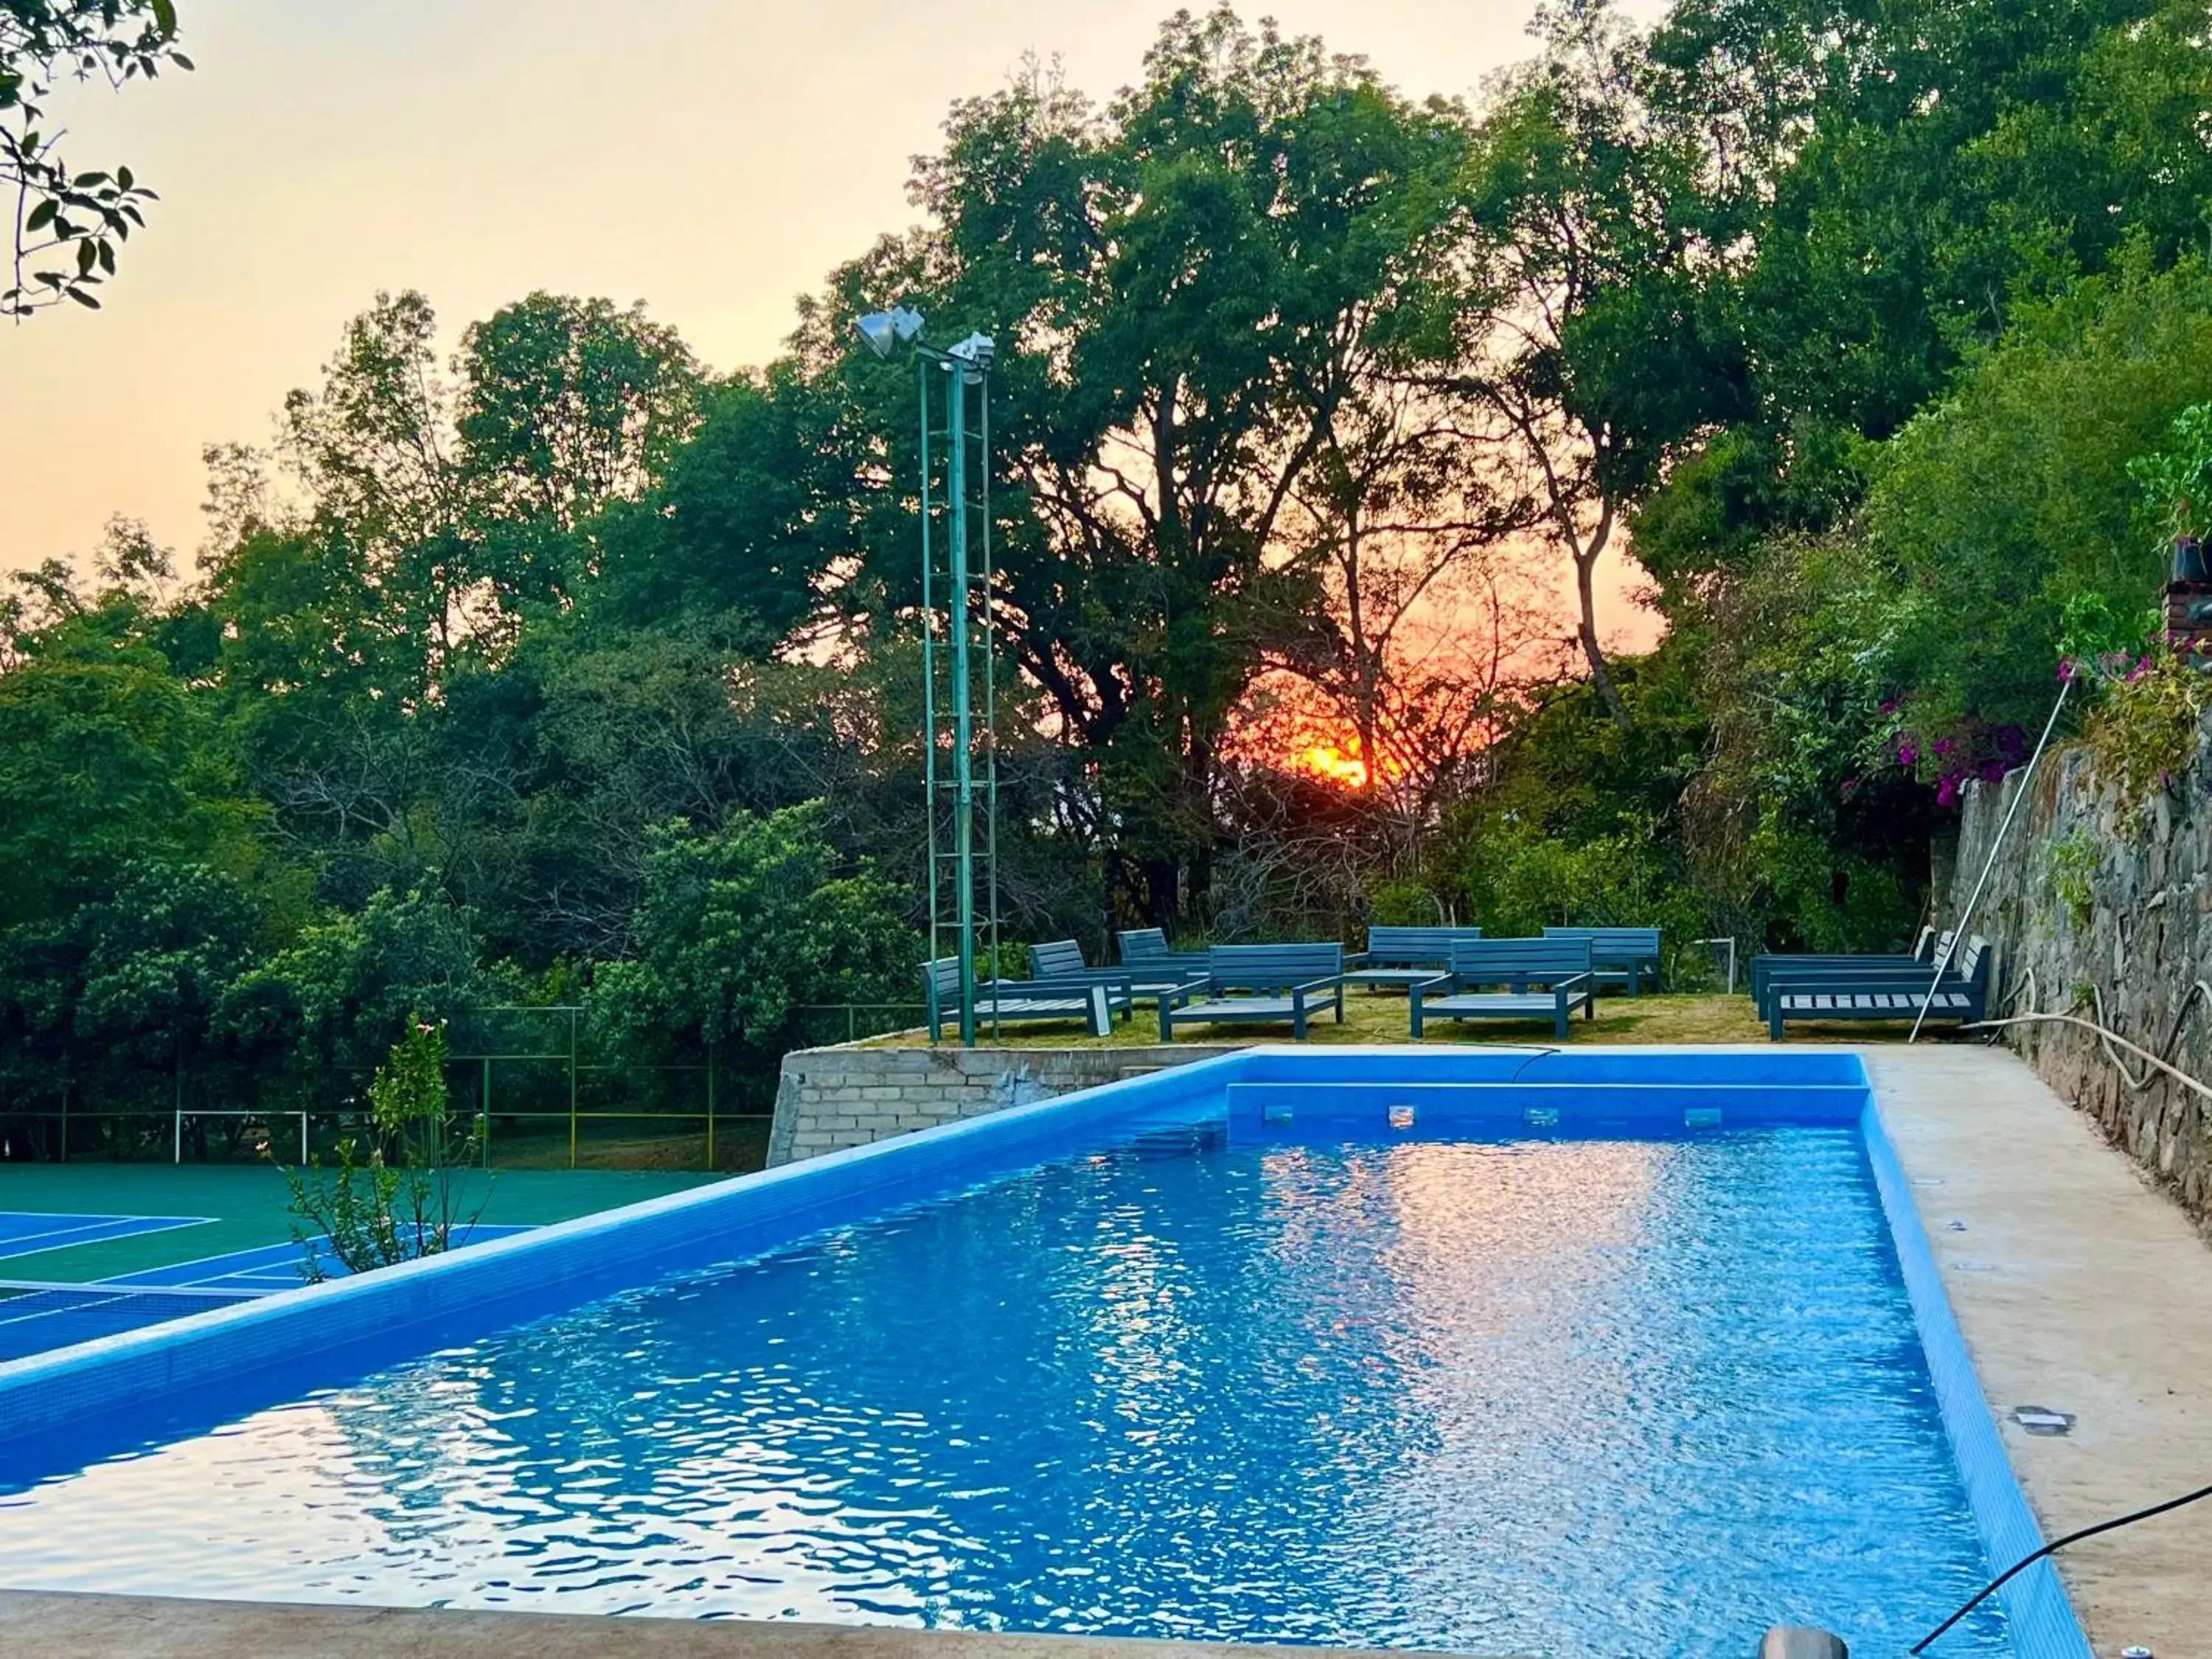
<box><xmin>815</xmin><ymin>8</ymin><xmax>1472</xmax><ymax>920</ymax></box>
<box><xmin>456</xmin><ymin>292</ymin><xmax>704</xmax><ymax>536</ymax></box>
<box><xmin>594</xmin><ymin>804</ymin><xmax>914</xmax><ymax>1062</ymax></box>
<box><xmin>1</xmin><ymin>0</ymin><xmax>189</xmax><ymax>316</ymax></box>
<box><xmin>218</xmin><ymin>886</ymin><xmax>487</xmax><ymax>1084</ymax></box>
<box><xmin>1427</xmin><ymin>0</ymin><xmax>1728</xmax><ymax>729</ymax></box>
<box><xmin>1632</xmin><ymin>0</ymin><xmax>2212</xmax><ymax>582</ymax></box>
<box><xmin>275</xmin><ymin>289</ymin><xmax>708</xmax><ymax>689</ymax></box>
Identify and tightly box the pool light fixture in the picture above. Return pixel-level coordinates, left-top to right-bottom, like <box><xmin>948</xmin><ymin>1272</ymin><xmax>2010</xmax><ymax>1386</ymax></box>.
<box><xmin>1758</xmin><ymin>1627</ymin><xmax>1847</xmax><ymax>1658</ymax></box>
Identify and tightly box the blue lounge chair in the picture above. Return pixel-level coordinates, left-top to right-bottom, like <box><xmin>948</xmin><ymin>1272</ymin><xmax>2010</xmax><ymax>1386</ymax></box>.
<box><xmin>1345</xmin><ymin>925</ymin><xmax>1485</xmax><ymax>992</ymax></box>
<box><xmin>1027</xmin><ymin>939</ymin><xmax>1183</xmax><ymax>1002</ymax></box>
<box><xmin>919</xmin><ymin>959</ymin><xmax>1126</xmax><ymax>1041</ymax></box>
<box><xmin>1541</xmin><ymin>926</ymin><xmax>1663</xmax><ymax>996</ymax></box>
<box><xmin>1765</xmin><ymin>936</ymin><xmax>1993</xmax><ymax>1040</ymax></box>
<box><xmin>1157</xmin><ymin>944</ymin><xmax>1346</xmax><ymax>1040</ymax></box>
<box><xmin>1409</xmin><ymin>937</ymin><xmax>1596</xmax><ymax>1039</ymax></box>
<box><xmin>1117</xmin><ymin>927</ymin><xmax>1209</xmax><ymax>975</ymax></box>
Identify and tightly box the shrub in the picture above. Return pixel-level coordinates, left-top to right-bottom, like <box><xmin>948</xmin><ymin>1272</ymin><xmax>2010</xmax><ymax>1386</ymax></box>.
<box><xmin>284</xmin><ymin>1017</ymin><xmax>488</xmax><ymax>1281</ymax></box>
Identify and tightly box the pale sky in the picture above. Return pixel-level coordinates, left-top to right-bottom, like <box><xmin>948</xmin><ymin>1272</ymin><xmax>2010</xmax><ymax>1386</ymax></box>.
<box><xmin>0</xmin><ymin>0</ymin><xmax>1663</xmax><ymax>610</ymax></box>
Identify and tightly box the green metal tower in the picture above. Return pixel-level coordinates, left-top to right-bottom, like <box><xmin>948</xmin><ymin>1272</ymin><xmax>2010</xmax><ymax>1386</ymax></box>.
<box><xmin>858</xmin><ymin>307</ymin><xmax>1001</xmax><ymax>1046</ymax></box>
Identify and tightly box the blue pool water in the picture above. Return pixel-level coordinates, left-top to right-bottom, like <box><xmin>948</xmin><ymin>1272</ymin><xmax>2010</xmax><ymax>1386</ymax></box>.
<box><xmin>0</xmin><ymin>1125</ymin><xmax>2009</xmax><ymax>1656</ymax></box>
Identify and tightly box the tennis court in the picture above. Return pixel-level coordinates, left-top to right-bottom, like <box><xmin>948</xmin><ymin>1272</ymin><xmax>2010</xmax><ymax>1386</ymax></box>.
<box><xmin>0</xmin><ymin>1166</ymin><xmax>718</xmax><ymax>1364</ymax></box>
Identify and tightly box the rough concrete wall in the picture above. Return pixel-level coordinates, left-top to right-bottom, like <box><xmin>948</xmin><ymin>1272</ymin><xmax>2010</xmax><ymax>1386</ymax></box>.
<box><xmin>766</xmin><ymin>1043</ymin><xmax>1239</xmax><ymax>1166</ymax></box>
<box><xmin>1947</xmin><ymin>711</ymin><xmax>2212</xmax><ymax>1220</ymax></box>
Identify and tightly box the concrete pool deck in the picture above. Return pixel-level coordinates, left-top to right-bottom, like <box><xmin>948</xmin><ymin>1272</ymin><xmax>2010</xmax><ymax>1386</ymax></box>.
<box><xmin>3</xmin><ymin>1042</ymin><xmax>2208</xmax><ymax>1657</ymax></box>
<box><xmin>0</xmin><ymin>1593</ymin><xmax>1517</xmax><ymax>1659</ymax></box>
<box><xmin>1867</xmin><ymin>1043</ymin><xmax>2212</xmax><ymax>1659</ymax></box>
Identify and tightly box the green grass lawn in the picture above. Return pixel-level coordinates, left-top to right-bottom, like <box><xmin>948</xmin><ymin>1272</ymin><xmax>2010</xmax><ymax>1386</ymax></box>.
<box><xmin>874</xmin><ymin>990</ymin><xmax>1782</xmax><ymax>1048</ymax></box>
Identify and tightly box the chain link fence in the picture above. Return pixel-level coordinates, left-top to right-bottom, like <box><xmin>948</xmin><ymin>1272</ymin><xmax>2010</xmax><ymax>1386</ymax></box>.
<box><xmin>0</xmin><ymin>1003</ymin><xmax>926</xmax><ymax>1172</ymax></box>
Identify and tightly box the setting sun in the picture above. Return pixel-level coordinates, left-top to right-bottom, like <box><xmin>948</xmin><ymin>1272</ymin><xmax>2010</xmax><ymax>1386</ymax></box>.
<box><xmin>1296</xmin><ymin>745</ymin><xmax>1371</xmax><ymax>789</ymax></box>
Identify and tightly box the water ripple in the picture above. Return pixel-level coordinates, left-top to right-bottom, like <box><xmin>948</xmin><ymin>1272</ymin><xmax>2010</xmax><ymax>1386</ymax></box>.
<box><xmin>0</xmin><ymin>1130</ymin><xmax>2009</xmax><ymax>1655</ymax></box>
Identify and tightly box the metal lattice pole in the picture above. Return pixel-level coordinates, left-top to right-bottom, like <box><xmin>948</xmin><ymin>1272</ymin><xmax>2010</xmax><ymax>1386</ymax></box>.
<box><xmin>981</xmin><ymin>378</ymin><xmax>1001</xmax><ymax>1041</ymax></box>
<box><xmin>917</xmin><ymin>358</ymin><xmax>942</xmax><ymax>1041</ymax></box>
<box><xmin>946</xmin><ymin>364</ymin><xmax>978</xmax><ymax>1046</ymax></box>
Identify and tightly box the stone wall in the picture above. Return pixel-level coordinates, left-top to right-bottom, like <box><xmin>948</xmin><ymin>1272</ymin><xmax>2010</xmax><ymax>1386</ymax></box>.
<box><xmin>1947</xmin><ymin>710</ymin><xmax>2212</xmax><ymax>1220</ymax></box>
<box><xmin>766</xmin><ymin>1043</ymin><xmax>1239</xmax><ymax>1166</ymax></box>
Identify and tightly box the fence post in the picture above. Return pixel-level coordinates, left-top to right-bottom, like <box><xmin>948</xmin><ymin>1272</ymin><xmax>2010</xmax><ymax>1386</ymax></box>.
<box><xmin>568</xmin><ymin>1006</ymin><xmax>580</xmax><ymax>1170</ymax></box>
<box><xmin>481</xmin><ymin>1055</ymin><xmax>493</xmax><ymax>1169</ymax></box>
<box><xmin>58</xmin><ymin>1081</ymin><xmax>69</xmax><ymax>1164</ymax></box>
<box><xmin>706</xmin><ymin>1039</ymin><xmax>717</xmax><ymax>1173</ymax></box>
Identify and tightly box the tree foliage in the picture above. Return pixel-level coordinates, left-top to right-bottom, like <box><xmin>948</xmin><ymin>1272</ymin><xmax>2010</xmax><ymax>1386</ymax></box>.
<box><xmin>9</xmin><ymin>0</ymin><xmax>2212</xmax><ymax>1153</ymax></box>
<box><xmin>1</xmin><ymin>0</ymin><xmax>189</xmax><ymax>316</ymax></box>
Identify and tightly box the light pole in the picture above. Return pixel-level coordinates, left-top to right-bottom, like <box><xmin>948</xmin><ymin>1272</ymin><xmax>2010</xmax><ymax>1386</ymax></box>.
<box><xmin>858</xmin><ymin>307</ymin><xmax>997</xmax><ymax>1047</ymax></box>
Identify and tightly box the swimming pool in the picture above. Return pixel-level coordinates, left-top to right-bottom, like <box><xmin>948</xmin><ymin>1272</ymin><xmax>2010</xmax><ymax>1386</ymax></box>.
<box><xmin>0</xmin><ymin>1049</ymin><xmax>2088</xmax><ymax>1657</ymax></box>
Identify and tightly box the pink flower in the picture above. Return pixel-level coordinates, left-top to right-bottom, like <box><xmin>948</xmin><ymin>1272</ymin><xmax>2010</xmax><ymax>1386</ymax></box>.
<box><xmin>1936</xmin><ymin>776</ymin><xmax>1960</xmax><ymax>807</ymax></box>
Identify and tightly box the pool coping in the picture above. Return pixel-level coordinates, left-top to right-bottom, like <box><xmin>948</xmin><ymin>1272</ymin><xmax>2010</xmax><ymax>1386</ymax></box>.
<box><xmin>0</xmin><ymin>1588</ymin><xmax>1528</xmax><ymax>1659</ymax></box>
<box><xmin>0</xmin><ymin>1045</ymin><xmax>2094</xmax><ymax>1655</ymax></box>
<box><xmin>1861</xmin><ymin>1096</ymin><xmax>2090</xmax><ymax>1658</ymax></box>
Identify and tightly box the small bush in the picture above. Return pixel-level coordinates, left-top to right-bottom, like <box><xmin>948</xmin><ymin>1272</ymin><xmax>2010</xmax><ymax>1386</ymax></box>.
<box><xmin>2084</xmin><ymin>647</ymin><xmax>2212</xmax><ymax>808</ymax></box>
<box><xmin>285</xmin><ymin>1017</ymin><xmax>489</xmax><ymax>1281</ymax></box>
<box><xmin>2044</xmin><ymin>828</ymin><xmax>2099</xmax><ymax>927</ymax></box>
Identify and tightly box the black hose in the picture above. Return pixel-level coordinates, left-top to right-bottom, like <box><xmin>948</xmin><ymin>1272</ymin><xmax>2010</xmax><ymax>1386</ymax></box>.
<box><xmin>1912</xmin><ymin>1478</ymin><xmax>2212</xmax><ymax>1652</ymax></box>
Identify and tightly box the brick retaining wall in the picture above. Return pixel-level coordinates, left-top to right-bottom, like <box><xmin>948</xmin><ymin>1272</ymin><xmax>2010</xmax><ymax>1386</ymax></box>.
<box><xmin>766</xmin><ymin>1043</ymin><xmax>1238</xmax><ymax>1166</ymax></box>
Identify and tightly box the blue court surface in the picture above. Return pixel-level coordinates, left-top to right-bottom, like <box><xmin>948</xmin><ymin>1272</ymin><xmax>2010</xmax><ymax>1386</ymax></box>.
<box><xmin>0</xmin><ymin>1211</ymin><xmax>209</xmax><ymax>1262</ymax></box>
<box><xmin>105</xmin><ymin>1224</ymin><xmax>538</xmax><ymax>1292</ymax></box>
<box><xmin>0</xmin><ymin>1221</ymin><xmax>538</xmax><ymax>1363</ymax></box>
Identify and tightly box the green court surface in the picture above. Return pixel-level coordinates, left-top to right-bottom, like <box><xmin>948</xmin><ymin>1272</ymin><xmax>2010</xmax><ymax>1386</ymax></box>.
<box><xmin>0</xmin><ymin>1165</ymin><xmax>720</xmax><ymax>1285</ymax></box>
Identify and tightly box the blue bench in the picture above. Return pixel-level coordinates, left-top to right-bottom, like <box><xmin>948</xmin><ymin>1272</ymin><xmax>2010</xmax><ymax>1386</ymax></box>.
<box><xmin>1410</xmin><ymin>938</ymin><xmax>1597</xmax><ymax>1039</ymax></box>
<box><xmin>1750</xmin><ymin>927</ymin><xmax>1943</xmax><ymax>1004</ymax></box>
<box><xmin>1116</xmin><ymin>927</ymin><xmax>1210</xmax><ymax>975</ymax></box>
<box><xmin>1766</xmin><ymin>936</ymin><xmax>1993</xmax><ymax>1040</ymax></box>
<box><xmin>1028</xmin><ymin>939</ymin><xmax>1186</xmax><ymax>1001</ymax></box>
<box><xmin>1346</xmin><ymin>925</ymin><xmax>1485</xmax><ymax>992</ymax></box>
<box><xmin>919</xmin><ymin>959</ymin><xmax>1124</xmax><ymax>1041</ymax></box>
<box><xmin>1542</xmin><ymin>926</ymin><xmax>1663</xmax><ymax>996</ymax></box>
<box><xmin>1157</xmin><ymin>944</ymin><xmax>1346</xmax><ymax>1040</ymax></box>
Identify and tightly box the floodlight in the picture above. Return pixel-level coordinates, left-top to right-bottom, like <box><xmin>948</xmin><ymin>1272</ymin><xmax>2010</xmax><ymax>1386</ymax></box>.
<box><xmin>855</xmin><ymin>305</ymin><xmax>925</xmax><ymax>358</ymax></box>
<box><xmin>947</xmin><ymin>331</ymin><xmax>996</xmax><ymax>374</ymax></box>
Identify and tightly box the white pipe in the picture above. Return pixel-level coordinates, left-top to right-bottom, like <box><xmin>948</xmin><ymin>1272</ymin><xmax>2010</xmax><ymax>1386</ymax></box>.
<box><xmin>1966</xmin><ymin>1011</ymin><xmax>2212</xmax><ymax>1102</ymax></box>
<box><xmin>1910</xmin><ymin>678</ymin><xmax>2072</xmax><ymax>1042</ymax></box>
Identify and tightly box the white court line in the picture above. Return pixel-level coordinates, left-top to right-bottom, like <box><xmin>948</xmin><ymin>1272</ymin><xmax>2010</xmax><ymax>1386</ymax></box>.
<box><xmin>0</xmin><ymin>1214</ymin><xmax>211</xmax><ymax>1262</ymax></box>
<box><xmin>101</xmin><ymin>1224</ymin><xmax>540</xmax><ymax>1289</ymax></box>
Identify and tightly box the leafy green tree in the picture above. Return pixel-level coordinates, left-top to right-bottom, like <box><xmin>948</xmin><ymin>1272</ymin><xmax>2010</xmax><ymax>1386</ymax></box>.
<box><xmin>286</xmin><ymin>1015</ymin><xmax>488</xmax><ymax>1279</ymax></box>
<box><xmin>594</xmin><ymin>804</ymin><xmax>914</xmax><ymax>1062</ymax></box>
<box><xmin>1430</xmin><ymin>0</ymin><xmax>1728</xmax><ymax>727</ymax></box>
<box><xmin>588</xmin><ymin>368</ymin><xmax>858</xmax><ymax>645</ymax></box>
<box><xmin>1862</xmin><ymin>252</ymin><xmax>2212</xmax><ymax>728</ymax></box>
<box><xmin>218</xmin><ymin>886</ymin><xmax>488</xmax><ymax>1085</ymax></box>
<box><xmin>0</xmin><ymin>644</ymin><xmax>250</xmax><ymax>926</ymax></box>
<box><xmin>1</xmin><ymin>0</ymin><xmax>189</xmax><ymax>316</ymax></box>
<box><xmin>1635</xmin><ymin>0</ymin><xmax>2212</xmax><ymax>576</ymax></box>
<box><xmin>456</xmin><ymin>291</ymin><xmax>704</xmax><ymax>536</ymax></box>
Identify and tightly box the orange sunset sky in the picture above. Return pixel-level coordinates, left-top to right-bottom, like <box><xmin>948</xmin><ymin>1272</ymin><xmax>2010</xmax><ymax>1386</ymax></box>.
<box><xmin>0</xmin><ymin>0</ymin><xmax>1664</xmax><ymax>661</ymax></box>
